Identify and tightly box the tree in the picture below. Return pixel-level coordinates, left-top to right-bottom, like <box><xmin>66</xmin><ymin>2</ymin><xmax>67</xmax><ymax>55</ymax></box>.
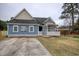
<box><xmin>74</xmin><ymin>18</ymin><xmax>79</xmax><ymax>32</ymax></box>
<box><xmin>59</xmin><ymin>3</ymin><xmax>79</xmax><ymax>32</ymax></box>
<box><xmin>0</xmin><ymin>24</ymin><xmax>4</xmax><ymax>31</ymax></box>
<box><xmin>59</xmin><ymin>13</ymin><xmax>71</xmax><ymax>26</ymax></box>
<box><xmin>0</xmin><ymin>20</ymin><xmax>7</xmax><ymax>31</ymax></box>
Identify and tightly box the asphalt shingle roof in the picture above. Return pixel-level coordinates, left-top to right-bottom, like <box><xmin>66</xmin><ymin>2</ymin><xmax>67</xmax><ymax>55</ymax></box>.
<box><xmin>7</xmin><ymin>17</ymin><xmax>56</xmax><ymax>25</ymax></box>
<box><xmin>7</xmin><ymin>17</ymin><xmax>48</xmax><ymax>24</ymax></box>
<box><xmin>8</xmin><ymin>19</ymin><xmax>37</xmax><ymax>24</ymax></box>
<box><xmin>34</xmin><ymin>17</ymin><xmax>47</xmax><ymax>24</ymax></box>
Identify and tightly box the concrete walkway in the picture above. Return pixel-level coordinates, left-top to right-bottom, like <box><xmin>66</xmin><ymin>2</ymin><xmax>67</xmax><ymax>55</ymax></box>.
<box><xmin>0</xmin><ymin>38</ymin><xmax>51</xmax><ymax>56</ymax></box>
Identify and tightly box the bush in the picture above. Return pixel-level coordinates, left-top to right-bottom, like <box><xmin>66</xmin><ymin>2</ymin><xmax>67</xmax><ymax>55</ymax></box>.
<box><xmin>0</xmin><ymin>20</ymin><xmax>7</xmax><ymax>31</ymax></box>
<box><xmin>60</xmin><ymin>30</ymin><xmax>69</xmax><ymax>35</ymax></box>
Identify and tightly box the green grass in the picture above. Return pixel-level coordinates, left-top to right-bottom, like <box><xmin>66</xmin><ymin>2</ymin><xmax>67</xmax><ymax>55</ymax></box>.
<box><xmin>37</xmin><ymin>36</ymin><xmax>79</xmax><ymax>56</ymax></box>
<box><xmin>73</xmin><ymin>35</ymin><xmax>79</xmax><ymax>38</ymax></box>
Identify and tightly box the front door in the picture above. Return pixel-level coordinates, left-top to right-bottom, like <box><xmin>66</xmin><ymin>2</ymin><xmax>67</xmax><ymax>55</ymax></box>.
<box><xmin>39</xmin><ymin>26</ymin><xmax>43</xmax><ymax>35</ymax></box>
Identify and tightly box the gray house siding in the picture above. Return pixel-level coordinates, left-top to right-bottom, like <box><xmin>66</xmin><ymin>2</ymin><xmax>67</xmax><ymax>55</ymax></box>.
<box><xmin>8</xmin><ymin>24</ymin><xmax>39</xmax><ymax>36</ymax></box>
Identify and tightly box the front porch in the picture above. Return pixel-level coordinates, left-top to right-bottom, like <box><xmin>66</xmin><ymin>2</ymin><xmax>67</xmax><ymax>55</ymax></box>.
<box><xmin>38</xmin><ymin>24</ymin><xmax>60</xmax><ymax>36</ymax></box>
<box><xmin>38</xmin><ymin>31</ymin><xmax>60</xmax><ymax>36</ymax></box>
<box><xmin>47</xmin><ymin>31</ymin><xmax>60</xmax><ymax>36</ymax></box>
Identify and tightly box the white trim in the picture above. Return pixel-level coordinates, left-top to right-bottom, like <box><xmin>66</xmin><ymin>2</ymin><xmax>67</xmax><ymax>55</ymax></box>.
<box><xmin>29</xmin><ymin>26</ymin><xmax>34</xmax><ymax>32</ymax></box>
<box><xmin>38</xmin><ymin>25</ymin><xmax>43</xmax><ymax>35</ymax></box>
<box><xmin>38</xmin><ymin>25</ymin><xmax>39</xmax><ymax>35</ymax></box>
<box><xmin>7</xmin><ymin>23</ymin><xmax>39</xmax><ymax>25</ymax></box>
<box><xmin>47</xmin><ymin>31</ymin><xmax>60</xmax><ymax>36</ymax></box>
<box><xmin>13</xmin><ymin>25</ymin><xmax>19</xmax><ymax>32</ymax></box>
<box><xmin>47</xmin><ymin>25</ymin><xmax>48</xmax><ymax>34</ymax></box>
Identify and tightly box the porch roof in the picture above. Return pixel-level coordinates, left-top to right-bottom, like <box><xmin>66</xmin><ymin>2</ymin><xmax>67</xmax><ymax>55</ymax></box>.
<box><xmin>7</xmin><ymin>17</ymin><xmax>56</xmax><ymax>25</ymax></box>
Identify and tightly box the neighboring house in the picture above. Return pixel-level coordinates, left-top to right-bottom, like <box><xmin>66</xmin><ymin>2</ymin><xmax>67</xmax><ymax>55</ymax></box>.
<box><xmin>58</xmin><ymin>26</ymin><xmax>70</xmax><ymax>31</ymax></box>
<box><xmin>7</xmin><ymin>8</ymin><xmax>60</xmax><ymax>37</ymax></box>
<box><xmin>58</xmin><ymin>26</ymin><xmax>71</xmax><ymax>35</ymax></box>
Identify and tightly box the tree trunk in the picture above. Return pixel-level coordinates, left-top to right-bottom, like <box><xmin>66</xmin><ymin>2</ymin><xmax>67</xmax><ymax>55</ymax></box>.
<box><xmin>71</xmin><ymin>4</ymin><xmax>74</xmax><ymax>32</ymax></box>
<box><xmin>71</xmin><ymin>13</ymin><xmax>74</xmax><ymax>31</ymax></box>
<box><xmin>78</xmin><ymin>13</ymin><xmax>79</xmax><ymax>23</ymax></box>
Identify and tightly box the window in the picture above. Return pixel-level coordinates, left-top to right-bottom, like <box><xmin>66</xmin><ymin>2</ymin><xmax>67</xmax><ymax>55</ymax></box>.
<box><xmin>21</xmin><ymin>26</ymin><xmax>26</xmax><ymax>32</ymax></box>
<box><xmin>29</xmin><ymin>26</ymin><xmax>34</xmax><ymax>32</ymax></box>
<box><xmin>13</xmin><ymin>25</ymin><xmax>18</xmax><ymax>32</ymax></box>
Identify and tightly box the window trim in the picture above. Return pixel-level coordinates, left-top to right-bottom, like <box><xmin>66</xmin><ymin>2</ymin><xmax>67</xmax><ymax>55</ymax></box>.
<box><xmin>13</xmin><ymin>25</ymin><xmax>18</xmax><ymax>32</ymax></box>
<box><xmin>29</xmin><ymin>26</ymin><xmax>34</xmax><ymax>32</ymax></box>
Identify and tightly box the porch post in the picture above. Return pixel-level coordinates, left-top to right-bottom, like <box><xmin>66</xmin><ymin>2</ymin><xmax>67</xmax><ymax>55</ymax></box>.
<box><xmin>46</xmin><ymin>24</ymin><xmax>48</xmax><ymax>35</ymax></box>
<box><xmin>38</xmin><ymin>25</ymin><xmax>39</xmax><ymax>35</ymax></box>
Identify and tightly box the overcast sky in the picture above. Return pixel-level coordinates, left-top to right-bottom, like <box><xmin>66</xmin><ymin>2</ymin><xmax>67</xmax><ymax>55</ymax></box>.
<box><xmin>0</xmin><ymin>3</ymin><xmax>64</xmax><ymax>26</ymax></box>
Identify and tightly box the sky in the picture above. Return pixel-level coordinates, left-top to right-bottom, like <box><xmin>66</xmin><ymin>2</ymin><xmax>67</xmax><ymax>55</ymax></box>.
<box><xmin>0</xmin><ymin>3</ymin><xmax>64</xmax><ymax>26</ymax></box>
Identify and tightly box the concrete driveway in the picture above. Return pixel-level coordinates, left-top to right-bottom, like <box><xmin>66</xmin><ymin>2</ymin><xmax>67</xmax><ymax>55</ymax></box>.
<box><xmin>0</xmin><ymin>38</ymin><xmax>51</xmax><ymax>56</ymax></box>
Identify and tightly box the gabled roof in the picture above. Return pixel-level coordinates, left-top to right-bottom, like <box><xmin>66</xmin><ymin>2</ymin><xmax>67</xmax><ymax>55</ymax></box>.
<box><xmin>14</xmin><ymin>8</ymin><xmax>32</xmax><ymax>20</ymax></box>
<box><xmin>8</xmin><ymin>17</ymin><xmax>56</xmax><ymax>25</ymax></box>
<box><xmin>43</xmin><ymin>17</ymin><xmax>56</xmax><ymax>25</ymax></box>
<box><xmin>8</xmin><ymin>9</ymin><xmax>56</xmax><ymax>25</ymax></box>
<box><xmin>33</xmin><ymin>17</ymin><xmax>48</xmax><ymax>24</ymax></box>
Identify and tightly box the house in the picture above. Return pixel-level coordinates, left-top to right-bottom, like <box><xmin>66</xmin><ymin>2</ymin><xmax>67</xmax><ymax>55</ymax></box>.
<box><xmin>7</xmin><ymin>8</ymin><xmax>60</xmax><ymax>37</ymax></box>
<box><xmin>58</xmin><ymin>26</ymin><xmax>71</xmax><ymax>35</ymax></box>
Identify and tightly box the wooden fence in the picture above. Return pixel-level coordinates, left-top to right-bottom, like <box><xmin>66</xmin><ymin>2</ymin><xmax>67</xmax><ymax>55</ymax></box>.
<box><xmin>1</xmin><ymin>31</ymin><xmax>7</xmax><ymax>36</ymax></box>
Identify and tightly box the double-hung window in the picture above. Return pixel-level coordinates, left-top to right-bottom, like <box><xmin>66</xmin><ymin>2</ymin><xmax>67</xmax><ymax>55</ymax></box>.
<box><xmin>29</xmin><ymin>26</ymin><xmax>34</xmax><ymax>32</ymax></box>
<box><xmin>13</xmin><ymin>25</ymin><xmax>18</xmax><ymax>32</ymax></box>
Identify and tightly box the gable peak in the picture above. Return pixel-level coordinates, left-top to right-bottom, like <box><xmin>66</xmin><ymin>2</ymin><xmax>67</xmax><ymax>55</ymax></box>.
<box><xmin>14</xmin><ymin>8</ymin><xmax>32</xmax><ymax>20</ymax></box>
<box><xmin>22</xmin><ymin>8</ymin><xmax>26</xmax><ymax>11</ymax></box>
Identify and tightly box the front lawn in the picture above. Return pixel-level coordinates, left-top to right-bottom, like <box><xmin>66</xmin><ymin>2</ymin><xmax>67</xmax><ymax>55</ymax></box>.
<box><xmin>73</xmin><ymin>35</ymin><xmax>79</xmax><ymax>38</ymax></box>
<box><xmin>37</xmin><ymin>36</ymin><xmax>79</xmax><ymax>56</ymax></box>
